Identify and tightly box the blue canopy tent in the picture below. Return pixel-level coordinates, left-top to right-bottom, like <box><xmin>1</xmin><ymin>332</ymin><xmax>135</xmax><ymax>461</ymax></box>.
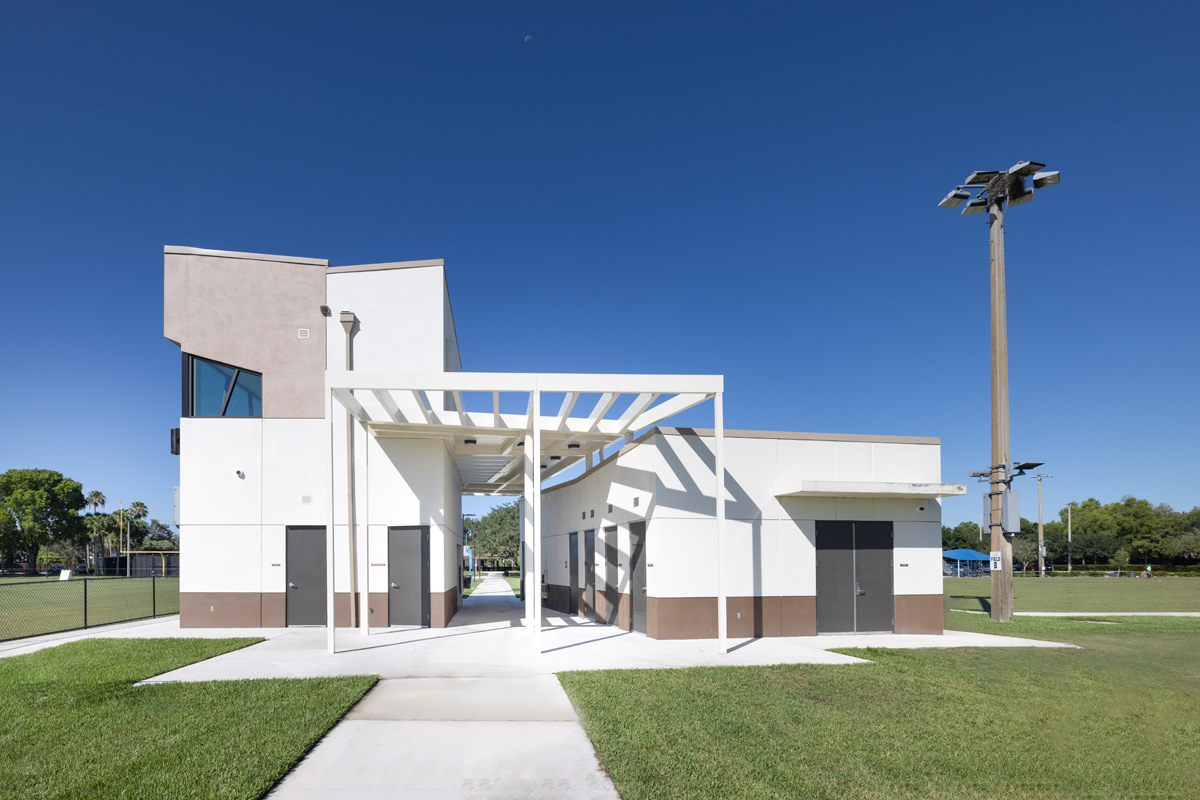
<box><xmin>943</xmin><ymin>548</ymin><xmax>990</xmax><ymax>577</ymax></box>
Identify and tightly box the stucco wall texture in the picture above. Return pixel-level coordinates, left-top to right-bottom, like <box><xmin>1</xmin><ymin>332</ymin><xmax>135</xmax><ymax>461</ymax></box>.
<box><xmin>164</xmin><ymin>247</ymin><xmax>328</xmax><ymax>419</ymax></box>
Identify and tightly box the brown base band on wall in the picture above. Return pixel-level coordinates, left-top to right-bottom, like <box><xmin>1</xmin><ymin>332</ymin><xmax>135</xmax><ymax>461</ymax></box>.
<box><xmin>431</xmin><ymin>588</ymin><xmax>458</xmax><ymax>628</ymax></box>
<box><xmin>894</xmin><ymin>594</ymin><xmax>943</xmax><ymax>634</ymax></box>
<box><xmin>182</xmin><ymin>591</ymin><xmax>458</xmax><ymax>629</ymax></box>
<box><xmin>181</xmin><ymin>593</ymin><xmax>266</xmax><ymax>628</ymax></box>
<box><xmin>261</xmin><ymin>593</ymin><xmax>286</xmax><ymax>627</ymax></box>
<box><xmin>543</xmin><ymin>584</ymin><xmax>571</xmax><ymax>614</ymax></box>
<box><xmin>368</xmin><ymin>593</ymin><xmax>389</xmax><ymax>627</ymax></box>
<box><xmin>646</xmin><ymin>596</ymin><xmax>818</xmax><ymax>639</ymax></box>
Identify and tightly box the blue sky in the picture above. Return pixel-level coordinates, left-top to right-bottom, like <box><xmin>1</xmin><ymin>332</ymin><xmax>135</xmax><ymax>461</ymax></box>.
<box><xmin>2</xmin><ymin>2</ymin><xmax>1197</xmax><ymax>529</ymax></box>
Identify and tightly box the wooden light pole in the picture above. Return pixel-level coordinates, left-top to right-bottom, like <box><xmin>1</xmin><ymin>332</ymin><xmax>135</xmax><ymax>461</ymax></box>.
<box><xmin>940</xmin><ymin>161</ymin><xmax>1059</xmax><ymax>622</ymax></box>
<box><xmin>1034</xmin><ymin>474</ymin><xmax>1052</xmax><ymax>577</ymax></box>
<box><xmin>988</xmin><ymin>200</ymin><xmax>1014</xmax><ymax>621</ymax></box>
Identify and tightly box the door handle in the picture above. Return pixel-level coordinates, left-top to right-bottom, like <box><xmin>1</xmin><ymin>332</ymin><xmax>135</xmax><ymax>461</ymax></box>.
<box><xmin>288</xmin><ymin>582</ymin><xmax>296</xmax><ymax>589</ymax></box>
<box><xmin>390</xmin><ymin>583</ymin><xmax>398</xmax><ymax>589</ymax></box>
<box><xmin>856</xmin><ymin>582</ymin><xmax>865</xmax><ymax>596</ymax></box>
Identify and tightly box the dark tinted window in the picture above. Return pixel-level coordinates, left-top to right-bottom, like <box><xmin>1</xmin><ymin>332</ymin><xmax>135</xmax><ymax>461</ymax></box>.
<box><xmin>225</xmin><ymin>371</ymin><xmax>262</xmax><ymax>416</ymax></box>
<box><xmin>189</xmin><ymin>357</ymin><xmax>262</xmax><ymax>417</ymax></box>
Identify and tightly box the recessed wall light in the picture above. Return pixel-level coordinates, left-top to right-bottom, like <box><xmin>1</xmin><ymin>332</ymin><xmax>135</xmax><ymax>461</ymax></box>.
<box><xmin>550</xmin><ymin>455</ymin><xmax>561</xmax><ymax>461</ymax></box>
<box><xmin>464</xmin><ymin>439</ymin><xmax>477</xmax><ymax>446</ymax></box>
<box><xmin>567</xmin><ymin>442</ymin><xmax>581</xmax><ymax>450</ymax></box>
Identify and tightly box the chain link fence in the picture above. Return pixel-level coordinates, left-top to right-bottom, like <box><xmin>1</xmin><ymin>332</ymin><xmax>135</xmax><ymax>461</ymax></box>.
<box><xmin>0</xmin><ymin>576</ymin><xmax>180</xmax><ymax>642</ymax></box>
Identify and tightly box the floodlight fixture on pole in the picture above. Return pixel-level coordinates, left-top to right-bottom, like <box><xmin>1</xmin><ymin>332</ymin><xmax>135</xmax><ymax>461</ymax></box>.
<box><xmin>939</xmin><ymin>160</ymin><xmax>1059</xmax><ymax>621</ymax></box>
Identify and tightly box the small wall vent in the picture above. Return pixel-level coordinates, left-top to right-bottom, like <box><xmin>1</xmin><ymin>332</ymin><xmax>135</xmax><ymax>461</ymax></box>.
<box><xmin>301</xmin><ymin>495</ymin><xmax>312</xmax><ymax>505</ymax></box>
<box><xmin>298</xmin><ymin>328</ymin><xmax>310</xmax><ymax>339</ymax></box>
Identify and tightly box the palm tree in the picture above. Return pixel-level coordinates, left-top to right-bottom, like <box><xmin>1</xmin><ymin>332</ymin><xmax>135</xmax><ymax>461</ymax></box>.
<box><xmin>85</xmin><ymin>515</ymin><xmax>108</xmax><ymax>570</ymax></box>
<box><xmin>86</xmin><ymin>490</ymin><xmax>106</xmax><ymax>516</ymax></box>
<box><xmin>128</xmin><ymin>501</ymin><xmax>148</xmax><ymax>522</ymax></box>
<box><xmin>83</xmin><ymin>491</ymin><xmax>106</xmax><ymax>569</ymax></box>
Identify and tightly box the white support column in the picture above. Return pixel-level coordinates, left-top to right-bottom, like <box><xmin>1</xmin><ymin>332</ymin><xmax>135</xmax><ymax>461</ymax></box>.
<box><xmin>522</xmin><ymin>433</ymin><xmax>534</xmax><ymax>624</ymax></box>
<box><xmin>326</xmin><ymin>389</ymin><xmax>337</xmax><ymax>654</ymax></box>
<box><xmin>532</xmin><ymin>389</ymin><xmax>542</xmax><ymax>653</ymax></box>
<box><xmin>359</xmin><ymin>420</ymin><xmax>370</xmax><ymax>636</ymax></box>
<box><xmin>715</xmin><ymin>392</ymin><xmax>727</xmax><ymax>655</ymax></box>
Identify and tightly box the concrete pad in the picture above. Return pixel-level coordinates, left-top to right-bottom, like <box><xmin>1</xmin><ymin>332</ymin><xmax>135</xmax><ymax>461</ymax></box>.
<box><xmin>265</xmin><ymin>720</ymin><xmax>619</xmax><ymax>800</ymax></box>
<box><xmin>347</xmin><ymin>676</ymin><xmax>579</xmax><ymax>722</ymax></box>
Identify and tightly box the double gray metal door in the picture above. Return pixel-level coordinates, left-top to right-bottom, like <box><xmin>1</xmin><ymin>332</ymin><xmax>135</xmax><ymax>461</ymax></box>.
<box><xmin>568</xmin><ymin>533</ymin><xmax>579</xmax><ymax>615</ymax></box>
<box><xmin>629</xmin><ymin>521</ymin><xmax>647</xmax><ymax>633</ymax></box>
<box><xmin>286</xmin><ymin>526</ymin><xmax>326</xmax><ymax>626</ymax></box>
<box><xmin>815</xmin><ymin>521</ymin><xmax>893</xmax><ymax>633</ymax></box>
<box><xmin>388</xmin><ymin>526</ymin><xmax>430</xmax><ymax>627</ymax></box>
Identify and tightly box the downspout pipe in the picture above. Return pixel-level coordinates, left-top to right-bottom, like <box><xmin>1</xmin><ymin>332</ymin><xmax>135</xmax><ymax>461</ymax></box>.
<box><xmin>340</xmin><ymin>311</ymin><xmax>362</xmax><ymax>634</ymax></box>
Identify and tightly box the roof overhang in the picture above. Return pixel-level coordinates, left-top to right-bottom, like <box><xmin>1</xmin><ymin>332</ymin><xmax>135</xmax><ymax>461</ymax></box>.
<box><xmin>773</xmin><ymin>480</ymin><xmax>967</xmax><ymax>499</ymax></box>
<box><xmin>327</xmin><ymin>371</ymin><xmax>723</xmax><ymax>496</ymax></box>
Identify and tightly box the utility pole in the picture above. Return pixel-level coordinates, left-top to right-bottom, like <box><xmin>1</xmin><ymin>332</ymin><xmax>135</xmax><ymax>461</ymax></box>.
<box><xmin>121</xmin><ymin>499</ymin><xmax>129</xmax><ymax>578</ymax></box>
<box><xmin>1034</xmin><ymin>474</ymin><xmax>1052</xmax><ymax>577</ymax></box>
<box><xmin>1067</xmin><ymin>505</ymin><xmax>1073</xmax><ymax>572</ymax></box>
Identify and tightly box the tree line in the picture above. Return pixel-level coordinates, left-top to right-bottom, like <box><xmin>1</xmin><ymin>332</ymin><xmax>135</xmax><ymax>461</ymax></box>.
<box><xmin>943</xmin><ymin>495</ymin><xmax>1200</xmax><ymax>569</ymax></box>
<box><xmin>0</xmin><ymin>468</ymin><xmax>177</xmax><ymax>574</ymax></box>
<box><xmin>464</xmin><ymin>502</ymin><xmax>520</xmax><ymax>568</ymax></box>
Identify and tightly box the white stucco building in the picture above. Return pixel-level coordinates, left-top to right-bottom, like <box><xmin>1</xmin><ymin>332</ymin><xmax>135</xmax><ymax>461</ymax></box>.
<box><xmin>165</xmin><ymin>246</ymin><xmax>963</xmax><ymax>647</ymax></box>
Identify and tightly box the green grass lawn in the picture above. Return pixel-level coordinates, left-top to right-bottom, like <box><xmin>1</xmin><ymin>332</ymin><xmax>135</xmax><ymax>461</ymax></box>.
<box><xmin>561</xmin><ymin>614</ymin><xmax>1200</xmax><ymax>799</ymax></box>
<box><xmin>0</xmin><ymin>638</ymin><xmax>376</xmax><ymax>799</ymax></box>
<box><xmin>462</xmin><ymin>576</ymin><xmax>484</xmax><ymax>597</ymax></box>
<box><xmin>503</xmin><ymin>574</ymin><xmax>521</xmax><ymax>597</ymax></box>
<box><xmin>0</xmin><ymin>577</ymin><xmax>179</xmax><ymax>641</ymax></box>
<box><xmin>945</xmin><ymin>575</ymin><xmax>1200</xmax><ymax>613</ymax></box>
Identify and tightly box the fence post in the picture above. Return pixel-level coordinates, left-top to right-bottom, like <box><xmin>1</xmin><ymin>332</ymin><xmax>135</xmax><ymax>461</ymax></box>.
<box><xmin>152</xmin><ymin>575</ymin><xmax>156</xmax><ymax>618</ymax></box>
<box><xmin>83</xmin><ymin>578</ymin><xmax>89</xmax><ymax>630</ymax></box>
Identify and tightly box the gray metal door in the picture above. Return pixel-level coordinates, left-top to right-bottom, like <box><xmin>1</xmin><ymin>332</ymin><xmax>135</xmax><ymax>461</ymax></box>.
<box><xmin>629</xmin><ymin>521</ymin><xmax>647</xmax><ymax>633</ymax></box>
<box><xmin>286</xmin><ymin>526</ymin><xmax>326</xmax><ymax>626</ymax></box>
<box><xmin>568</xmin><ymin>533</ymin><xmax>579</xmax><ymax>614</ymax></box>
<box><xmin>388</xmin><ymin>526</ymin><xmax>430</xmax><ymax>627</ymax></box>
<box><xmin>816</xmin><ymin>521</ymin><xmax>855</xmax><ymax>634</ymax></box>
<box><xmin>584</xmin><ymin>529</ymin><xmax>596</xmax><ymax>621</ymax></box>
<box><xmin>816</xmin><ymin>520</ymin><xmax>893</xmax><ymax>633</ymax></box>
<box><xmin>854</xmin><ymin>522</ymin><xmax>894</xmax><ymax>632</ymax></box>
<box><xmin>604</xmin><ymin>526</ymin><xmax>619</xmax><ymax>625</ymax></box>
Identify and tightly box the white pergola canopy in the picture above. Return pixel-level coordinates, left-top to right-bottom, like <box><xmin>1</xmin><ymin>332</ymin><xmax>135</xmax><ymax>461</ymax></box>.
<box><xmin>323</xmin><ymin>370</ymin><xmax>733</xmax><ymax>657</ymax></box>
<box><xmin>327</xmin><ymin>371</ymin><xmax>723</xmax><ymax>495</ymax></box>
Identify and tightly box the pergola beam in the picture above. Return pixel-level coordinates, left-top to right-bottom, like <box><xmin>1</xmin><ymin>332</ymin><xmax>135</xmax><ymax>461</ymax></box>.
<box><xmin>616</xmin><ymin>392</ymin><xmax>658</xmax><ymax>431</ymax></box>
<box><xmin>555</xmin><ymin>392</ymin><xmax>578</xmax><ymax>429</ymax></box>
<box><xmin>371</xmin><ymin>389</ymin><xmax>405</xmax><ymax>424</ymax></box>
<box><xmin>585</xmin><ymin>392</ymin><xmax>618</xmax><ymax>431</ymax></box>
<box><xmin>327</xmin><ymin>370</ymin><xmax>723</xmax><ymax>395</ymax></box>
<box><xmin>630</xmin><ymin>392</ymin><xmax>710</xmax><ymax>431</ymax></box>
<box><xmin>409</xmin><ymin>390</ymin><xmax>433</xmax><ymax>424</ymax></box>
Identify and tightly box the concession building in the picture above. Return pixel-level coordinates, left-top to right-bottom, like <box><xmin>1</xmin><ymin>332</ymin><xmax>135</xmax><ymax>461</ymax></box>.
<box><xmin>164</xmin><ymin>246</ymin><xmax>964</xmax><ymax>651</ymax></box>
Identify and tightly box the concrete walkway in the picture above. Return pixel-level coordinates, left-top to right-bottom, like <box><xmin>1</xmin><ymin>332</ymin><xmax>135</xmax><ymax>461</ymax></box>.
<box><xmin>2</xmin><ymin>575</ymin><xmax>1081</xmax><ymax>799</ymax></box>
<box><xmin>263</xmin><ymin>575</ymin><xmax>619</xmax><ymax>800</ymax></box>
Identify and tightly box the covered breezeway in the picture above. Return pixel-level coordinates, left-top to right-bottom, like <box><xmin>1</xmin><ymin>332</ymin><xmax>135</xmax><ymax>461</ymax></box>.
<box><xmin>321</xmin><ymin>371</ymin><xmax>738</xmax><ymax>654</ymax></box>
